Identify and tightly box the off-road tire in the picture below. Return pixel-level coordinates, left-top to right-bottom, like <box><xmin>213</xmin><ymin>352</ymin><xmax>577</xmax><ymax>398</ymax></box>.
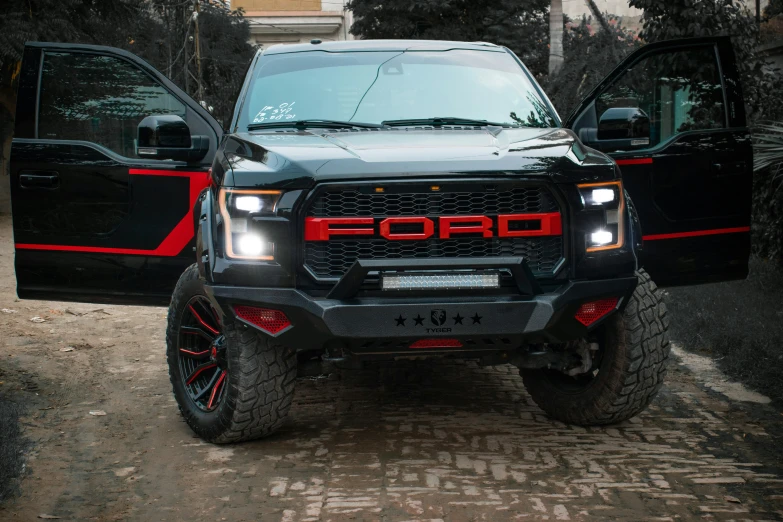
<box><xmin>166</xmin><ymin>264</ymin><xmax>297</xmax><ymax>443</ymax></box>
<box><xmin>521</xmin><ymin>269</ymin><xmax>670</xmax><ymax>425</ymax></box>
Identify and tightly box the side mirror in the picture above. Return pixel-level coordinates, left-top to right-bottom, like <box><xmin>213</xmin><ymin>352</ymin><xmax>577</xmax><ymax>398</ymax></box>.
<box><xmin>598</xmin><ymin>107</ymin><xmax>650</xmax><ymax>145</ymax></box>
<box><xmin>136</xmin><ymin>115</ymin><xmax>209</xmax><ymax>162</ymax></box>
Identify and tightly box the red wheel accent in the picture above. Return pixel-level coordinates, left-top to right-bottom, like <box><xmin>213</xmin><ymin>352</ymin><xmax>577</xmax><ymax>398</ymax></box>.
<box><xmin>189</xmin><ymin>304</ymin><xmax>220</xmax><ymax>335</ymax></box>
<box><xmin>180</xmin><ymin>348</ymin><xmax>209</xmax><ymax>357</ymax></box>
<box><xmin>207</xmin><ymin>371</ymin><xmax>227</xmax><ymax>410</ymax></box>
<box><xmin>186</xmin><ymin>363</ymin><xmax>217</xmax><ymax>385</ymax></box>
<box><xmin>178</xmin><ymin>296</ymin><xmax>227</xmax><ymax>412</ymax></box>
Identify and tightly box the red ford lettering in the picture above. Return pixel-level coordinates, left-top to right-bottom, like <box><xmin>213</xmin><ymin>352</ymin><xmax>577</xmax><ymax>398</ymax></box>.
<box><xmin>379</xmin><ymin>216</ymin><xmax>435</xmax><ymax>240</ymax></box>
<box><xmin>304</xmin><ymin>217</ymin><xmax>374</xmax><ymax>241</ymax></box>
<box><xmin>498</xmin><ymin>212</ymin><xmax>562</xmax><ymax>237</ymax></box>
<box><xmin>304</xmin><ymin>213</ymin><xmax>562</xmax><ymax>241</ymax></box>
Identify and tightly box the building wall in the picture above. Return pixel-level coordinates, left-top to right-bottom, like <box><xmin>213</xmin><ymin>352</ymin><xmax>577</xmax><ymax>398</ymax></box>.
<box><xmin>233</xmin><ymin>0</ymin><xmax>353</xmax><ymax>48</ymax></box>
<box><xmin>235</xmin><ymin>0</ymin><xmax>320</xmax><ymax>10</ymax></box>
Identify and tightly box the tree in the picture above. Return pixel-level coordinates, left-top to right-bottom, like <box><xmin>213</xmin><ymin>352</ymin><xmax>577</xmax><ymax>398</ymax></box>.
<box><xmin>548</xmin><ymin>0</ymin><xmax>564</xmax><ymax>75</ymax></box>
<box><xmin>0</xmin><ymin>0</ymin><xmax>256</xmax><ymax>182</ymax></box>
<box><xmin>543</xmin><ymin>17</ymin><xmax>641</xmax><ymax>118</ymax></box>
<box><xmin>347</xmin><ymin>0</ymin><xmax>551</xmax><ymax>77</ymax></box>
<box><xmin>765</xmin><ymin>0</ymin><xmax>783</xmax><ymax>18</ymax></box>
<box><xmin>628</xmin><ymin>0</ymin><xmax>782</xmax><ymax>122</ymax></box>
<box><xmin>134</xmin><ymin>1</ymin><xmax>256</xmax><ymax>126</ymax></box>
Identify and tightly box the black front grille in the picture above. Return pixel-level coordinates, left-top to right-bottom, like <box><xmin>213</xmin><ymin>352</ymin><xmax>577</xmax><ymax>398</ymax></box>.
<box><xmin>303</xmin><ymin>183</ymin><xmax>565</xmax><ymax>281</ymax></box>
<box><xmin>309</xmin><ymin>186</ymin><xmax>558</xmax><ymax>217</ymax></box>
<box><xmin>304</xmin><ymin>237</ymin><xmax>564</xmax><ymax>278</ymax></box>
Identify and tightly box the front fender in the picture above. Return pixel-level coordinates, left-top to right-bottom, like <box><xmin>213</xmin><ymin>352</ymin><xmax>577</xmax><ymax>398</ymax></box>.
<box><xmin>195</xmin><ymin>188</ymin><xmax>217</xmax><ymax>283</ymax></box>
<box><xmin>625</xmin><ymin>190</ymin><xmax>643</xmax><ymax>269</ymax></box>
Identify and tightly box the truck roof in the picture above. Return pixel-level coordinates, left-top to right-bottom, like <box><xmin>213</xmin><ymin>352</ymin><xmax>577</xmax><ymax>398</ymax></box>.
<box><xmin>261</xmin><ymin>39</ymin><xmax>503</xmax><ymax>56</ymax></box>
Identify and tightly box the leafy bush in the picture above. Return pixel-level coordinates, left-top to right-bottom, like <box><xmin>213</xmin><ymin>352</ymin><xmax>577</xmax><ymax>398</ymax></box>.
<box><xmin>0</xmin><ymin>1</ymin><xmax>256</xmax><ymax>129</ymax></box>
<box><xmin>542</xmin><ymin>17</ymin><xmax>641</xmax><ymax>120</ymax></box>
<box><xmin>347</xmin><ymin>0</ymin><xmax>551</xmax><ymax>77</ymax></box>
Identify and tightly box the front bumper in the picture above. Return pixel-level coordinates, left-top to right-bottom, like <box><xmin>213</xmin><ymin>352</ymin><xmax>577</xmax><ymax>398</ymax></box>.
<box><xmin>205</xmin><ymin>276</ymin><xmax>638</xmax><ymax>355</ymax></box>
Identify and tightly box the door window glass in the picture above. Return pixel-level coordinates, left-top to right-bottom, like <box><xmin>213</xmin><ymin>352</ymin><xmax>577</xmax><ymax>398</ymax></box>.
<box><xmin>38</xmin><ymin>52</ymin><xmax>186</xmax><ymax>158</ymax></box>
<box><xmin>595</xmin><ymin>47</ymin><xmax>725</xmax><ymax>148</ymax></box>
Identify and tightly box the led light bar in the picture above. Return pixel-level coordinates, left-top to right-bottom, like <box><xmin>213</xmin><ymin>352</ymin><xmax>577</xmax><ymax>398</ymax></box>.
<box><xmin>381</xmin><ymin>272</ymin><xmax>500</xmax><ymax>291</ymax></box>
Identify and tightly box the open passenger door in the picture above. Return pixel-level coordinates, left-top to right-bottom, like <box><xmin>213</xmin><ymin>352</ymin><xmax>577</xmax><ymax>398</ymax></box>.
<box><xmin>11</xmin><ymin>43</ymin><xmax>222</xmax><ymax>305</ymax></box>
<box><xmin>567</xmin><ymin>36</ymin><xmax>752</xmax><ymax>286</ymax></box>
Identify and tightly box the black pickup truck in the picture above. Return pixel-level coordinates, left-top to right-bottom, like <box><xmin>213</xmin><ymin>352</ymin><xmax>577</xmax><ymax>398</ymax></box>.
<box><xmin>10</xmin><ymin>37</ymin><xmax>751</xmax><ymax>442</ymax></box>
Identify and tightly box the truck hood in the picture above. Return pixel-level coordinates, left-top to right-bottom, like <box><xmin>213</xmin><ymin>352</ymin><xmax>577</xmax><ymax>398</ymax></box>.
<box><xmin>220</xmin><ymin>127</ymin><xmax>617</xmax><ymax>189</ymax></box>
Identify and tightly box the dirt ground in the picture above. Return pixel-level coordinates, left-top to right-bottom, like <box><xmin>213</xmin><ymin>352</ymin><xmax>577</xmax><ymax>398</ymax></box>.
<box><xmin>0</xmin><ymin>214</ymin><xmax>782</xmax><ymax>521</ymax></box>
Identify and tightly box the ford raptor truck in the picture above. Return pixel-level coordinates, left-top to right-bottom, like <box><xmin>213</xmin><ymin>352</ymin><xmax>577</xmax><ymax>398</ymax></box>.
<box><xmin>10</xmin><ymin>37</ymin><xmax>751</xmax><ymax>442</ymax></box>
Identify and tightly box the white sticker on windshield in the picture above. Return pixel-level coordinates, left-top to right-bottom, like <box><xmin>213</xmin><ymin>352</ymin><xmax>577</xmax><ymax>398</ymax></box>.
<box><xmin>253</xmin><ymin>102</ymin><xmax>296</xmax><ymax>123</ymax></box>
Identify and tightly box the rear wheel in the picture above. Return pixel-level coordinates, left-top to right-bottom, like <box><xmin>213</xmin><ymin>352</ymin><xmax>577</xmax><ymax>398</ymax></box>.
<box><xmin>166</xmin><ymin>264</ymin><xmax>297</xmax><ymax>443</ymax></box>
<box><xmin>521</xmin><ymin>270</ymin><xmax>670</xmax><ymax>425</ymax></box>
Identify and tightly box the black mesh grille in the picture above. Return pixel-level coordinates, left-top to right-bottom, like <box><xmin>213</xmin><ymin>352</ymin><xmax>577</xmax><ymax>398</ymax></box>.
<box><xmin>309</xmin><ymin>186</ymin><xmax>558</xmax><ymax>217</ymax></box>
<box><xmin>303</xmin><ymin>184</ymin><xmax>564</xmax><ymax>281</ymax></box>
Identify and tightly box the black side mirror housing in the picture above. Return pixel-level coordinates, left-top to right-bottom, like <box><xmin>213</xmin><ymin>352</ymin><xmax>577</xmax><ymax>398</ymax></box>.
<box><xmin>137</xmin><ymin>114</ymin><xmax>209</xmax><ymax>162</ymax></box>
<box><xmin>598</xmin><ymin>107</ymin><xmax>650</xmax><ymax>143</ymax></box>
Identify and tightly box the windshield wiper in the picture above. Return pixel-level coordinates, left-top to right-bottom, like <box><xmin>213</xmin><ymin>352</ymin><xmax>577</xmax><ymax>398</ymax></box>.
<box><xmin>247</xmin><ymin>119</ymin><xmax>383</xmax><ymax>131</ymax></box>
<box><xmin>381</xmin><ymin>117</ymin><xmax>517</xmax><ymax>128</ymax></box>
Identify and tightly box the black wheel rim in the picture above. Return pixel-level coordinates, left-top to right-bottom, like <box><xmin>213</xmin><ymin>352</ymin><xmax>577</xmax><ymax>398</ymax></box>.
<box><xmin>177</xmin><ymin>296</ymin><xmax>227</xmax><ymax>412</ymax></box>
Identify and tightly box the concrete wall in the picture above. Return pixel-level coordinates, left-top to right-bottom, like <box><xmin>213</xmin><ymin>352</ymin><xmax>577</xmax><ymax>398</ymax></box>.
<box><xmin>234</xmin><ymin>0</ymin><xmax>353</xmax><ymax>48</ymax></box>
<box><xmin>234</xmin><ymin>0</ymin><xmax>320</xmax><ymax>10</ymax></box>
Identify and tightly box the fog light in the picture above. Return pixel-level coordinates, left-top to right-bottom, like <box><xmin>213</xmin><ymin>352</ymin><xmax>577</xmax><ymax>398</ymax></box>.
<box><xmin>575</xmin><ymin>297</ymin><xmax>619</xmax><ymax>326</ymax></box>
<box><xmin>382</xmin><ymin>273</ymin><xmax>500</xmax><ymax>291</ymax></box>
<box><xmin>237</xmin><ymin>234</ymin><xmax>265</xmax><ymax>256</ymax></box>
<box><xmin>590</xmin><ymin>230</ymin><xmax>613</xmax><ymax>246</ymax></box>
<box><xmin>234</xmin><ymin>306</ymin><xmax>291</xmax><ymax>334</ymax></box>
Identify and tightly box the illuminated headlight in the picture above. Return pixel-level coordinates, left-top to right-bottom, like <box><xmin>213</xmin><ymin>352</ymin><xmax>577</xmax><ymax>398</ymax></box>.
<box><xmin>235</xmin><ymin>195</ymin><xmax>264</xmax><ymax>212</ymax></box>
<box><xmin>382</xmin><ymin>272</ymin><xmax>500</xmax><ymax>291</ymax></box>
<box><xmin>219</xmin><ymin>189</ymin><xmax>281</xmax><ymax>260</ymax></box>
<box><xmin>591</xmin><ymin>188</ymin><xmax>615</xmax><ymax>204</ymax></box>
<box><xmin>578</xmin><ymin>181</ymin><xmax>625</xmax><ymax>252</ymax></box>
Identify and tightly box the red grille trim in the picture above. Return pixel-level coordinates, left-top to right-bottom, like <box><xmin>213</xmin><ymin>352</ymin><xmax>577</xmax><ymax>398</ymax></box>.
<box><xmin>410</xmin><ymin>339</ymin><xmax>464</xmax><ymax>349</ymax></box>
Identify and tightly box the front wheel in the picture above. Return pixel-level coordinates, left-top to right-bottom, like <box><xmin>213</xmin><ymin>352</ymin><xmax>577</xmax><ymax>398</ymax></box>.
<box><xmin>166</xmin><ymin>264</ymin><xmax>297</xmax><ymax>443</ymax></box>
<box><xmin>521</xmin><ymin>270</ymin><xmax>670</xmax><ymax>425</ymax></box>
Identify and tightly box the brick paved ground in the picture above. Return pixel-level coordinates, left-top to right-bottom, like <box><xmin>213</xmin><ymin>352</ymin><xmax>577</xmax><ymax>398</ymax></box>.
<box><xmin>0</xmin><ymin>216</ymin><xmax>781</xmax><ymax>521</ymax></box>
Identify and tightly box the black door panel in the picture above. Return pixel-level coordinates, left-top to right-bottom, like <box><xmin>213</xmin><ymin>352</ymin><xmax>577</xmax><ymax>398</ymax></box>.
<box><xmin>649</xmin><ymin>130</ymin><xmax>751</xmax><ymax>222</ymax></box>
<box><xmin>12</xmin><ymin>141</ymin><xmax>131</xmax><ymax>238</ymax></box>
<box><xmin>568</xmin><ymin>37</ymin><xmax>751</xmax><ymax>286</ymax></box>
<box><xmin>11</xmin><ymin>43</ymin><xmax>221</xmax><ymax>305</ymax></box>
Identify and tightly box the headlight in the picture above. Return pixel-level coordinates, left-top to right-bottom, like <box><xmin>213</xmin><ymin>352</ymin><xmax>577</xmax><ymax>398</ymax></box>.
<box><xmin>577</xmin><ymin>181</ymin><xmax>624</xmax><ymax>252</ymax></box>
<box><xmin>218</xmin><ymin>188</ymin><xmax>281</xmax><ymax>260</ymax></box>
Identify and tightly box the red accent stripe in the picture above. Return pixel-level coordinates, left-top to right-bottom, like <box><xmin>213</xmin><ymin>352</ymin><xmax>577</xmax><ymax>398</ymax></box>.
<box><xmin>15</xmin><ymin>169</ymin><xmax>210</xmax><ymax>256</ymax></box>
<box><xmin>616</xmin><ymin>158</ymin><xmax>653</xmax><ymax>166</ymax></box>
<box><xmin>188</xmin><ymin>304</ymin><xmax>220</xmax><ymax>335</ymax></box>
<box><xmin>179</xmin><ymin>348</ymin><xmax>209</xmax><ymax>357</ymax></box>
<box><xmin>186</xmin><ymin>363</ymin><xmax>217</xmax><ymax>385</ymax></box>
<box><xmin>410</xmin><ymin>339</ymin><xmax>463</xmax><ymax>349</ymax></box>
<box><xmin>643</xmin><ymin>226</ymin><xmax>750</xmax><ymax>241</ymax></box>
<box><xmin>207</xmin><ymin>370</ymin><xmax>227</xmax><ymax>409</ymax></box>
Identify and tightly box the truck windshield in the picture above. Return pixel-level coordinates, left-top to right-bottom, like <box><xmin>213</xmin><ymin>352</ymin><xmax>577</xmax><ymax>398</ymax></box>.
<box><xmin>239</xmin><ymin>48</ymin><xmax>557</xmax><ymax>130</ymax></box>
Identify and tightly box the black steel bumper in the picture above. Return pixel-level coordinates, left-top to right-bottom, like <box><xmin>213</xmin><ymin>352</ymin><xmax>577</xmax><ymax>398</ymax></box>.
<box><xmin>204</xmin><ymin>275</ymin><xmax>638</xmax><ymax>354</ymax></box>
